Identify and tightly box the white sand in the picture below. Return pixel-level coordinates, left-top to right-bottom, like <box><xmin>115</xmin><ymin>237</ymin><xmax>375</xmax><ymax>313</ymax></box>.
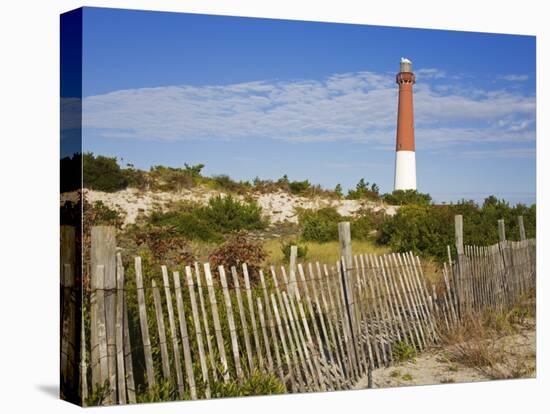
<box><xmin>61</xmin><ymin>187</ymin><xmax>398</xmax><ymax>227</ymax></box>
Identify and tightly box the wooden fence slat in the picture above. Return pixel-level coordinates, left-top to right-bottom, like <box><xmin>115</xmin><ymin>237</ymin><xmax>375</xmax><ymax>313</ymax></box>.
<box><xmin>259</xmin><ymin>270</ymin><xmax>283</xmax><ymax>380</ymax></box>
<box><xmin>256</xmin><ymin>297</ymin><xmax>275</xmax><ymax>377</ymax></box>
<box><xmin>270</xmin><ymin>293</ymin><xmax>296</xmax><ymax>392</ymax></box>
<box><xmin>172</xmin><ymin>270</ymin><xmax>197</xmax><ymax>399</ymax></box>
<box><xmin>282</xmin><ymin>291</ymin><xmax>318</xmax><ymax>390</ymax></box>
<box><xmin>365</xmin><ymin>254</ymin><xmax>390</xmax><ymax>366</ymax></box>
<box><xmin>185</xmin><ymin>266</ymin><xmax>211</xmax><ymax>398</ymax></box>
<box><xmin>204</xmin><ymin>263</ymin><xmax>230</xmax><ymax>383</ymax></box>
<box><xmin>163</xmin><ymin>269</ymin><xmax>184</xmax><ymax>398</ymax></box>
<box><xmin>194</xmin><ymin>263</ymin><xmax>218</xmax><ymax>382</ymax></box>
<box><xmin>297</xmin><ymin>263</ymin><xmax>330</xmax><ymax>390</ymax></box>
<box><xmin>285</xmin><ymin>265</ymin><xmax>325</xmax><ymax>389</ymax></box>
<box><xmin>95</xmin><ymin>265</ymin><xmax>110</xmax><ymax>393</ymax></box>
<box><xmin>242</xmin><ymin>264</ymin><xmax>263</xmax><ymax>369</ymax></box>
<box><xmin>323</xmin><ymin>263</ymin><xmax>352</xmax><ymax>379</ymax></box>
<box><xmin>115</xmin><ymin>253</ymin><xmax>127</xmax><ymax>404</ymax></box>
<box><xmin>271</xmin><ymin>266</ymin><xmax>306</xmax><ymax>390</ymax></box>
<box><xmin>81</xmin><ymin>317</ymin><xmax>88</xmax><ymax>404</ymax></box>
<box><xmin>134</xmin><ymin>257</ymin><xmax>156</xmax><ymax>390</ymax></box>
<box><xmin>359</xmin><ymin>254</ymin><xmax>384</xmax><ymax>367</ymax></box>
<box><xmin>151</xmin><ymin>280</ymin><xmax>171</xmax><ymax>381</ymax></box>
<box><xmin>122</xmin><ymin>294</ymin><xmax>136</xmax><ymax>403</ymax></box>
<box><xmin>314</xmin><ymin>262</ymin><xmax>346</xmax><ymax>382</ymax></box>
<box><xmin>219</xmin><ymin>266</ymin><xmax>243</xmax><ymax>382</ymax></box>
<box><xmin>231</xmin><ymin>266</ymin><xmax>254</xmax><ymax>372</ymax></box>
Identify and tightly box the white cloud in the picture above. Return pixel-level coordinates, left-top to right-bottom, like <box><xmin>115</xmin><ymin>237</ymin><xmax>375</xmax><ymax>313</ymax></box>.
<box><xmin>460</xmin><ymin>148</ymin><xmax>535</xmax><ymax>159</ymax></box>
<box><xmin>82</xmin><ymin>69</ymin><xmax>535</xmax><ymax>150</ymax></box>
<box><xmin>415</xmin><ymin>68</ymin><xmax>446</xmax><ymax>79</ymax></box>
<box><xmin>497</xmin><ymin>74</ymin><xmax>529</xmax><ymax>81</ymax></box>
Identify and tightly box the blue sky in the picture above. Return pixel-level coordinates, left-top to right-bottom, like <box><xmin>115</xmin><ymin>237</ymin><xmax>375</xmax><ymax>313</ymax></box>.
<box><xmin>78</xmin><ymin>7</ymin><xmax>536</xmax><ymax>205</ymax></box>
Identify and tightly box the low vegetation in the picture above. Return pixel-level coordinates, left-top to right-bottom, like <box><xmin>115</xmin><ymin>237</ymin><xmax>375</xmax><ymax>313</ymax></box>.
<box><xmin>377</xmin><ymin>197</ymin><xmax>536</xmax><ymax>262</ymax></box>
<box><xmin>442</xmin><ymin>294</ymin><xmax>535</xmax><ymax>380</ymax></box>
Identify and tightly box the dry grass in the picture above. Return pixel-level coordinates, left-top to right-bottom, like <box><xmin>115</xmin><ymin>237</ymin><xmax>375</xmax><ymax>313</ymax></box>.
<box><xmin>441</xmin><ymin>295</ymin><xmax>536</xmax><ymax>380</ymax></box>
<box><xmin>263</xmin><ymin>239</ymin><xmax>391</xmax><ymax>266</ymax></box>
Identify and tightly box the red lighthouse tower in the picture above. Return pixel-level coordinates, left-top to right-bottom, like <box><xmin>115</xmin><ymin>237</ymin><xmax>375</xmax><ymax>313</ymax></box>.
<box><xmin>394</xmin><ymin>57</ymin><xmax>417</xmax><ymax>191</ymax></box>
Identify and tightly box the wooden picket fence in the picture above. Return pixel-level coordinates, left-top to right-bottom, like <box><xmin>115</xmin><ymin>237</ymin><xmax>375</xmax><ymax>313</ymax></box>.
<box><xmin>60</xmin><ymin>216</ymin><xmax>536</xmax><ymax>406</ymax></box>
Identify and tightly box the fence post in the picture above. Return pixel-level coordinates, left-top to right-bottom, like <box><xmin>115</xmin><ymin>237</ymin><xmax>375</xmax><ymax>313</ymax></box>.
<box><xmin>454</xmin><ymin>215</ymin><xmax>464</xmax><ymax>317</ymax></box>
<box><xmin>518</xmin><ymin>216</ymin><xmax>526</xmax><ymax>241</ymax></box>
<box><xmin>90</xmin><ymin>226</ymin><xmax>117</xmax><ymax>403</ymax></box>
<box><xmin>338</xmin><ymin>222</ymin><xmax>363</xmax><ymax>381</ymax></box>
<box><xmin>60</xmin><ymin>225</ymin><xmax>77</xmax><ymax>398</ymax></box>
<box><xmin>498</xmin><ymin>219</ymin><xmax>506</xmax><ymax>243</ymax></box>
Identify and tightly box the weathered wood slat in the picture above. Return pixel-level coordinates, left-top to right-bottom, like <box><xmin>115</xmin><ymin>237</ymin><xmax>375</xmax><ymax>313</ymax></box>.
<box><xmin>242</xmin><ymin>264</ymin><xmax>263</xmax><ymax>369</ymax></box>
<box><xmin>194</xmin><ymin>263</ymin><xmax>218</xmax><ymax>382</ymax></box>
<box><xmin>204</xmin><ymin>263</ymin><xmax>230</xmax><ymax>383</ymax></box>
<box><xmin>231</xmin><ymin>266</ymin><xmax>254</xmax><ymax>372</ymax></box>
<box><xmin>184</xmin><ymin>266</ymin><xmax>211</xmax><ymax>398</ymax></box>
<box><xmin>163</xmin><ymin>269</ymin><xmax>184</xmax><ymax>398</ymax></box>
<box><xmin>151</xmin><ymin>280</ymin><xmax>171</xmax><ymax>381</ymax></box>
<box><xmin>259</xmin><ymin>270</ymin><xmax>283</xmax><ymax>380</ymax></box>
<box><xmin>134</xmin><ymin>257</ymin><xmax>156</xmax><ymax>390</ymax></box>
<box><xmin>219</xmin><ymin>266</ymin><xmax>243</xmax><ymax>381</ymax></box>
<box><xmin>122</xmin><ymin>294</ymin><xmax>136</xmax><ymax>403</ymax></box>
<box><xmin>95</xmin><ymin>265</ymin><xmax>110</xmax><ymax>393</ymax></box>
<box><xmin>115</xmin><ymin>253</ymin><xmax>127</xmax><ymax>404</ymax></box>
<box><xmin>172</xmin><ymin>270</ymin><xmax>197</xmax><ymax>399</ymax></box>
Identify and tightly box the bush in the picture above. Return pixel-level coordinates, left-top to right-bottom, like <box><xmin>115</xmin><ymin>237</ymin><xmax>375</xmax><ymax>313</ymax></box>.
<box><xmin>210</xmin><ymin>370</ymin><xmax>285</xmax><ymax>398</ymax></box>
<box><xmin>377</xmin><ymin>196</ymin><xmax>536</xmax><ymax>262</ymax></box>
<box><xmin>351</xmin><ymin>213</ymin><xmax>379</xmax><ymax>240</ymax></box>
<box><xmin>148</xmin><ymin>165</ymin><xmax>195</xmax><ymax>191</ymax></box>
<box><xmin>289</xmin><ymin>179</ymin><xmax>311</xmax><ymax>194</ymax></box>
<box><xmin>392</xmin><ymin>340</ymin><xmax>417</xmax><ymax>362</ymax></box>
<box><xmin>347</xmin><ymin>179</ymin><xmax>380</xmax><ymax>200</ymax></box>
<box><xmin>202</xmin><ymin>195</ymin><xmax>266</xmax><ymax>233</ymax></box>
<box><xmin>281</xmin><ymin>241</ymin><xmax>309</xmax><ymax>263</ymax></box>
<box><xmin>212</xmin><ymin>174</ymin><xmax>251</xmax><ymax>193</ymax></box>
<box><xmin>83</xmin><ymin>153</ymin><xmax>128</xmax><ymax>192</ymax></box>
<box><xmin>377</xmin><ymin>204</ymin><xmax>454</xmax><ymax>262</ymax></box>
<box><xmin>383</xmin><ymin>189</ymin><xmax>432</xmax><ymax>206</ymax></box>
<box><xmin>209</xmin><ymin>231</ymin><xmax>267</xmax><ymax>278</ymax></box>
<box><xmin>146</xmin><ymin>195</ymin><xmax>266</xmax><ymax>242</ymax></box>
<box><xmin>299</xmin><ymin>207</ymin><xmax>342</xmax><ymax>242</ymax></box>
<box><xmin>147</xmin><ymin>207</ymin><xmax>221</xmax><ymax>242</ymax></box>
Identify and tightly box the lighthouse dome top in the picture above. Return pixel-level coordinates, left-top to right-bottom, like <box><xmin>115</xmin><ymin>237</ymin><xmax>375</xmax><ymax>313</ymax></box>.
<box><xmin>400</xmin><ymin>57</ymin><xmax>413</xmax><ymax>73</ymax></box>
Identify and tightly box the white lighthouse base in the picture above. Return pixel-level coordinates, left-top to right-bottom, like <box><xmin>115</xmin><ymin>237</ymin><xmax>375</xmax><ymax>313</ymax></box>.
<box><xmin>394</xmin><ymin>150</ymin><xmax>417</xmax><ymax>191</ymax></box>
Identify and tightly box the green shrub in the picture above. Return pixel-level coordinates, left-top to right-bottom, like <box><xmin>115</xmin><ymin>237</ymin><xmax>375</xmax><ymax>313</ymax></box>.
<box><xmin>281</xmin><ymin>241</ymin><xmax>309</xmax><ymax>263</ymax></box>
<box><xmin>347</xmin><ymin>179</ymin><xmax>380</xmax><ymax>200</ymax></box>
<box><xmin>83</xmin><ymin>153</ymin><xmax>128</xmax><ymax>192</ymax></box>
<box><xmin>392</xmin><ymin>340</ymin><xmax>417</xmax><ymax>362</ymax></box>
<box><xmin>202</xmin><ymin>195</ymin><xmax>266</xmax><ymax>233</ymax></box>
<box><xmin>210</xmin><ymin>370</ymin><xmax>285</xmax><ymax>398</ymax></box>
<box><xmin>146</xmin><ymin>195</ymin><xmax>266</xmax><ymax>242</ymax></box>
<box><xmin>299</xmin><ymin>207</ymin><xmax>342</xmax><ymax>242</ymax></box>
<box><xmin>148</xmin><ymin>207</ymin><xmax>222</xmax><ymax>242</ymax></box>
<box><xmin>148</xmin><ymin>165</ymin><xmax>195</xmax><ymax>191</ymax></box>
<box><xmin>351</xmin><ymin>211</ymin><xmax>385</xmax><ymax>240</ymax></box>
<box><xmin>289</xmin><ymin>179</ymin><xmax>311</xmax><ymax>194</ymax></box>
<box><xmin>383</xmin><ymin>189</ymin><xmax>432</xmax><ymax>206</ymax></box>
<box><xmin>377</xmin><ymin>196</ymin><xmax>536</xmax><ymax>262</ymax></box>
<box><xmin>212</xmin><ymin>174</ymin><xmax>251</xmax><ymax>193</ymax></box>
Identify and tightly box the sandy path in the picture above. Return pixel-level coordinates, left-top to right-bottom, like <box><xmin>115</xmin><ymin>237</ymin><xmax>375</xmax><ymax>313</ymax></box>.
<box><xmin>354</xmin><ymin>327</ymin><xmax>535</xmax><ymax>389</ymax></box>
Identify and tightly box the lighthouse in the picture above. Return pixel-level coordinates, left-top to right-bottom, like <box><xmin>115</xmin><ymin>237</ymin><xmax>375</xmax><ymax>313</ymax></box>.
<box><xmin>394</xmin><ymin>57</ymin><xmax>417</xmax><ymax>191</ymax></box>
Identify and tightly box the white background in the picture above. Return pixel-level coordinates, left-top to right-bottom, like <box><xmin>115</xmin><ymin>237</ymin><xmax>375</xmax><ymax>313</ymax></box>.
<box><xmin>0</xmin><ymin>0</ymin><xmax>547</xmax><ymax>412</ymax></box>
